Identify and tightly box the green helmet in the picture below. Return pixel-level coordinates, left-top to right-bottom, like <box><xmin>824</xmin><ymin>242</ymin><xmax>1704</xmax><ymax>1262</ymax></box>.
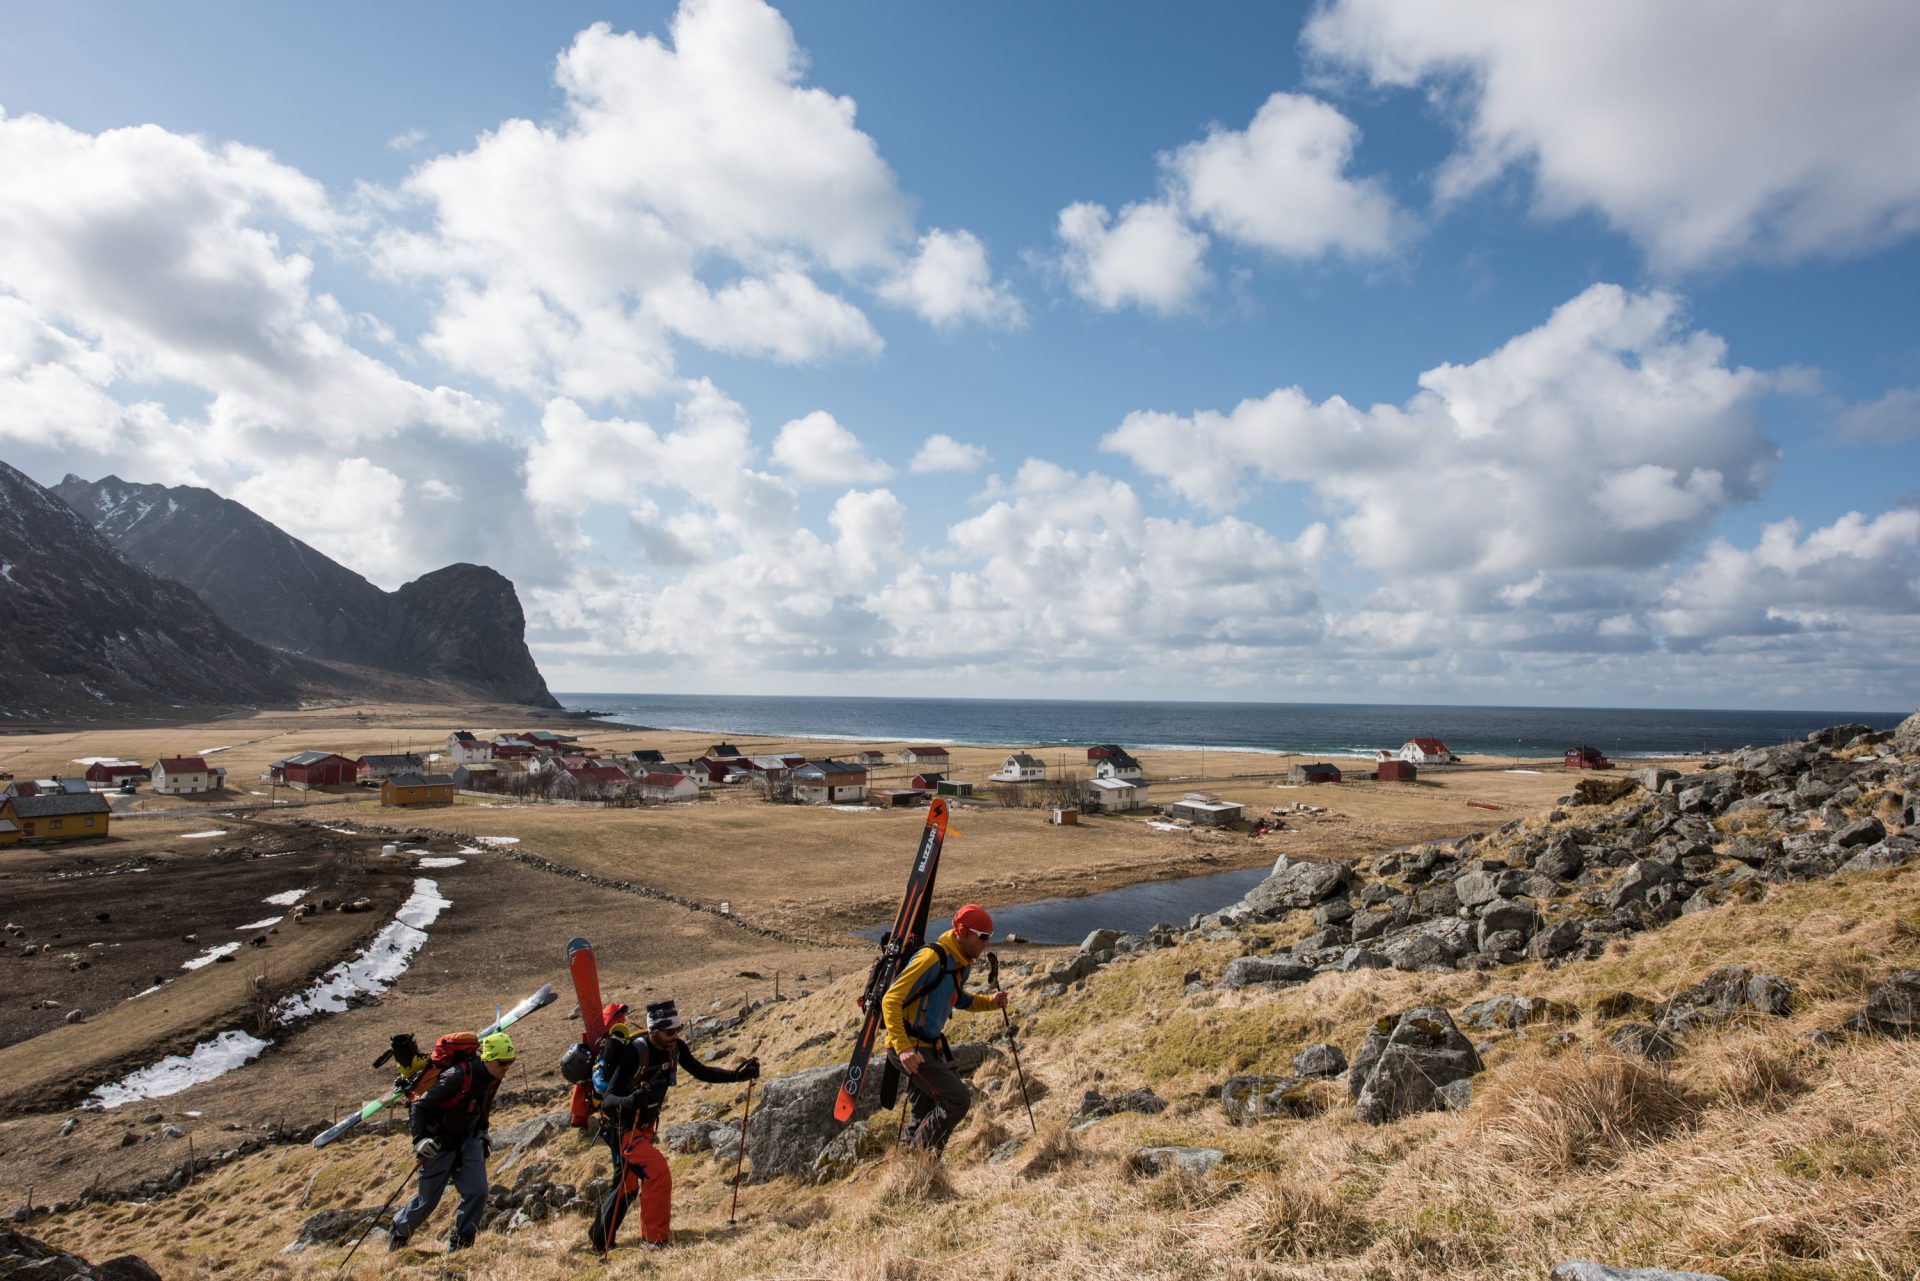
<box><xmin>479</xmin><ymin>1031</ymin><xmax>516</xmax><ymax>1063</ymax></box>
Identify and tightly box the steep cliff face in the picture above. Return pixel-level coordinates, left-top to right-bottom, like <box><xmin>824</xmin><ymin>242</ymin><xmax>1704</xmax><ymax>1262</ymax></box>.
<box><xmin>394</xmin><ymin>564</ymin><xmax>562</xmax><ymax>710</ymax></box>
<box><xmin>53</xmin><ymin>474</ymin><xmax>560</xmax><ymax>709</ymax></box>
<box><xmin>0</xmin><ymin>463</ymin><xmax>300</xmax><ymax>722</ymax></box>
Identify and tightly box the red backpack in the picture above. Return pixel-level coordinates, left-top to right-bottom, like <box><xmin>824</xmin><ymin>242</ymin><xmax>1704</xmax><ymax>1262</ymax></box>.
<box><xmin>430</xmin><ymin>1032</ymin><xmax>480</xmax><ymax>1067</ymax></box>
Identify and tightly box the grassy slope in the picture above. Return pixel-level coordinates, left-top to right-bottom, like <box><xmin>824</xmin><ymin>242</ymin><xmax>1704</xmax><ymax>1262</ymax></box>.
<box><xmin>39</xmin><ymin>854</ymin><xmax>1920</xmax><ymax>1281</ymax></box>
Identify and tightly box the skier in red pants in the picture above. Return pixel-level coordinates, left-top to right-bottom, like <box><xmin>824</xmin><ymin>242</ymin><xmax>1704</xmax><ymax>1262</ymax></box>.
<box><xmin>588</xmin><ymin>1000</ymin><xmax>758</xmax><ymax>1252</ymax></box>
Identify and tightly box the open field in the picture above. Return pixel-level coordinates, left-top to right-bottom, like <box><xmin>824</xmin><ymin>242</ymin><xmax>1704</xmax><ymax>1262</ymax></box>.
<box><xmin>0</xmin><ymin>702</ymin><xmax>1699</xmax><ymax>1218</ymax></box>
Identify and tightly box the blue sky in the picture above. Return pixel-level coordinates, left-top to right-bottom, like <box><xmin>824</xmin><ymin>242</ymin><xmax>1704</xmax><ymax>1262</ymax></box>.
<box><xmin>1</xmin><ymin>1</ymin><xmax>1917</xmax><ymax>709</ymax></box>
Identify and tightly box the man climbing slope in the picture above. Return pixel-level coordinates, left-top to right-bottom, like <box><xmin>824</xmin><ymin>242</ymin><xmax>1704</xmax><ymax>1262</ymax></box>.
<box><xmin>881</xmin><ymin>903</ymin><xmax>1007</xmax><ymax>1154</ymax></box>
<box><xmin>390</xmin><ymin>1031</ymin><xmax>516</xmax><ymax>1252</ymax></box>
<box><xmin>590</xmin><ymin>999</ymin><xmax>760</xmax><ymax>1253</ymax></box>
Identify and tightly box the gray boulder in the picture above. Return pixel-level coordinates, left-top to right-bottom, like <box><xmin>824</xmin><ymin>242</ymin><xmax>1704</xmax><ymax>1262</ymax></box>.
<box><xmin>1230</xmin><ymin>855</ymin><xmax>1356</xmax><ymax>919</ymax></box>
<box><xmin>1657</xmin><ymin>966</ymin><xmax>1794</xmax><ymax>1034</ymax></box>
<box><xmin>1331</xmin><ymin>946</ymin><xmax>1391</xmax><ymax>971</ymax></box>
<box><xmin>1552</xmin><ymin>1264</ymin><xmax>1729</xmax><ymax>1281</ymax></box>
<box><xmin>1349</xmin><ymin>908</ymin><xmax>1396</xmax><ymax>941</ymax></box>
<box><xmin>1080</xmin><ymin>928</ymin><xmax>1125</xmax><ymax>955</ymax></box>
<box><xmin>746</xmin><ymin>1063</ymin><xmax>883</xmax><ymax>1183</ymax></box>
<box><xmin>1219</xmin><ymin>955</ymin><xmax>1316</xmax><ymax>989</ymax></box>
<box><xmin>1838</xmin><ymin>841</ymin><xmax>1917</xmax><ymax>874</ymax></box>
<box><xmin>1459</xmin><ymin>994</ymin><xmax>1574</xmax><ymax>1032</ymax></box>
<box><xmin>1536</xmin><ymin>837</ymin><xmax>1585</xmax><ymax>882</ymax></box>
<box><xmin>1832</xmin><ymin>817</ymin><xmax>1886</xmax><ymax>848</ymax></box>
<box><xmin>1606</xmin><ymin>860</ymin><xmax>1675</xmax><ymax>909</ymax></box>
<box><xmin>1075</xmin><ymin>1087</ymin><xmax>1167</xmax><ymax>1127</ymax></box>
<box><xmin>1220</xmin><ymin>1074</ymin><xmax>1319</xmax><ymax>1123</ymax></box>
<box><xmin>1291</xmin><ymin>1042</ymin><xmax>1347</xmax><ymax>1078</ymax></box>
<box><xmin>1609</xmin><ymin>1023</ymin><xmax>1679</xmax><ymax>1061</ymax></box>
<box><xmin>660</xmin><ymin>1121</ymin><xmax>718</xmax><ymax>1154</ymax></box>
<box><xmin>1477</xmin><ymin>897</ymin><xmax>1541</xmax><ymax>949</ymax></box>
<box><xmin>283</xmin><ymin>1210</ymin><xmax>382</xmax><ymax>1253</ymax></box>
<box><xmin>489</xmin><ymin>1110</ymin><xmax>569</xmax><ymax>1173</ymax></box>
<box><xmin>1347</xmin><ymin>1006</ymin><xmax>1482</xmax><ymax>1125</ymax></box>
<box><xmin>1529</xmin><ymin>920</ymin><xmax>1585</xmax><ymax>960</ymax></box>
<box><xmin>1855</xmin><ymin>970</ymin><xmax>1920</xmax><ymax>1037</ymax></box>
<box><xmin>1132</xmin><ymin>1146</ymin><xmax>1223</xmax><ymax>1178</ymax></box>
<box><xmin>1633</xmin><ymin>768</ymin><xmax>1680</xmax><ymax>792</ymax></box>
<box><xmin>1382</xmin><ymin>917</ymin><xmax>1474</xmax><ymax>971</ymax></box>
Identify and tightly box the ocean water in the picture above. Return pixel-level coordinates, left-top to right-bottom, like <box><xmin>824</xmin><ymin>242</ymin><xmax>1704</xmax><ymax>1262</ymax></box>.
<box><xmin>557</xmin><ymin>693</ymin><xmax>1907</xmax><ymax>760</ymax></box>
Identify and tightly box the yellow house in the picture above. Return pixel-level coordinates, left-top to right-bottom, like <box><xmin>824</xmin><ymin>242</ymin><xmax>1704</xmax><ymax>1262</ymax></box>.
<box><xmin>380</xmin><ymin>772</ymin><xmax>456</xmax><ymax>808</ymax></box>
<box><xmin>0</xmin><ymin>815</ymin><xmax>20</xmax><ymax>847</ymax></box>
<box><xmin>0</xmin><ymin>792</ymin><xmax>113</xmax><ymax>842</ymax></box>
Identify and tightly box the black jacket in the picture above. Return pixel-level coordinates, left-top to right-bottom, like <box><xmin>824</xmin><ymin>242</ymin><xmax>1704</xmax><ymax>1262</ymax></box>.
<box><xmin>409</xmin><ymin>1058</ymin><xmax>501</xmax><ymax>1144</ymax></box>
<box><xmin>596</xmin><ymin>1036</ymin><xmax>746</xmax><ymax>1130</ymax></box>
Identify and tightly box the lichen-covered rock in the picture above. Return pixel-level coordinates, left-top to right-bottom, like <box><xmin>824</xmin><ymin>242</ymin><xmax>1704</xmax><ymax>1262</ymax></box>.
<box><xmin>1228</xmin><ymin>856</ymin><xmax>1356</xmax><ymax>920</ymax></box>
<box><xmin>1477</xmin><ymin>898</ymin><xmax>1541</xmax><ymax>948</ymax></box>
<box><xmin>1291</xmin><ymin>1042</ymin><xmax>1347</xmax><ymax>1078</ymax></box>
<box><xmin>1609</xmin><ymin>1023</ymin><xmax>1679</xmax><ymax>1062</ymax></box>
<box><xmin>1220</xmin><ymin>1074</ymin><xmax>1320</xmax><ymax>1122</ymax></box>
<box><xmin>1347</xmin><ymin>1006</ymin><xmax>1482</xmax><ymax>1125</ymax></box>
<box><xmin>1382</xmin><ymin>917</ymin><xmax>1474</xmax><ymax>971</ymax></box>
<box><xmin>1552</xmin><ymin>1263</ymin><xmax>1730</xmax><ymax>1281</ymax></box>
<box><xmin>1460</xmin><ymin>994</ymin><xmax>1574</xmax><ymax>1032</ymax></box>
<box><xmin>1529</xmin><ymin>920</ymin><xmax>1585</xmax><ymax>960</ymax></box>
<box><xmin>1854</xmin><ymin>970</ymin><xmax>1920</xmax><ymax>1037</ymax></box>
<box><xmin>1131</xmin><ymin>1146</ymin><xmax>1223</xmax><ymax>1178</ymax></box>
<box><xmin>1218</xmin><ymin>955</ymin><xmax>1316</xmax><ymax>989</ymax></box>
<box><xmin>746</xmin><ymin>1063</ymin><xmax>883</xmax><ymax>1184</ymax></box>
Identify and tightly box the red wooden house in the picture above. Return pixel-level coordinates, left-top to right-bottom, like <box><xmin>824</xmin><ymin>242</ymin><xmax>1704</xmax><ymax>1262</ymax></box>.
<box><xmin>1564</xmin><ymin>746</ymin><xmax>1611</xmax><ymax>769</ymax></box>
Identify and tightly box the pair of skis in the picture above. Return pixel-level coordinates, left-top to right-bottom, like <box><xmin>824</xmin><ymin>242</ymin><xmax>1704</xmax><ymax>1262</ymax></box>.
<box><xmin>311</xmin><ymin>984</ymin><xmax>557</xmax><ymax>1149</ymax></box>
<box><xmin>833</xmin><ymin>797</ymin><xmax>950</xmax><ymax>1122</ymax></box>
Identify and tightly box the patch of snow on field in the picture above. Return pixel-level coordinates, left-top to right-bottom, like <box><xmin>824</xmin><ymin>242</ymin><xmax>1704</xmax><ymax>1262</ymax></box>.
<box><xmin>416</xmin><ymin>857</ymin><xmax>465</xmax><ymax>868</ymax></box>
<box><xmin>196</xmin><ymin>746</ymin><xmax>232</xmax><ymax>755</ymax></box>
<box><xmin>127</xmin><ymin>983</ymin><xmax>166</xmax><ymax>1000</ymax></box>
<box><xmin>237</xmin><ymin>916</ymin><xmax>283</xmax><ymax>930</ymax></box>
<box><xmin>181</xmin><ymin>830</ymin><xmax>227</xmax><ymax>839</ymax></box>
<box><xmin>73</xmin><ymin>756</ymin><xmax>125</xmax><ymax>765</ymax></box>
<box><xmin>263</xmin><ymin>888</ymin><xmax>309</xmax><ymax>906</ymax></box>
<box><xmin>1504</xmin><ymin>769</ymin><xmax>1544</xmax><ymax>775</ymax></box>
<box><xmin>272</xmin><ymin>878</ymin><xmax>450</xmax><ymax>1020</ymax></box>
<box><xmin>89</xmin><ymin>1031</ymin><xmax>272</xmax><ymax>1109</ymax></box>
<box><xmin>181</xmin><ymin>941</ymin><xmax>242</xmax><ymax>970</ymax></box>
<box><xmin>476</xmin><ymin>835</ymin><xmax>519</xmax><ymax>845</ymax></box>
<box><xmin>830</xmin><ymin>805</ymin><xmax>879</xmax><ymax>813</ymax></box>
<box><xmin>1146</xmin><ymin>821</ymin><xmax>1186</xmax><ymax>832</ymax></box>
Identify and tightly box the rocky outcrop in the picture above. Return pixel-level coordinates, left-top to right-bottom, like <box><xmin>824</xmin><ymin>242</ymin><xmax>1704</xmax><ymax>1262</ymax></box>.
<box><xmin>54</xmin><ymin>473</ymin><xmax>558</xmax><ymax>708</ymax></box>
<box><xmin>0</xmin><ymin>461</ymin><xmax>302</xmax><ymax>721</ymax></box>
<box><xmin>1</xmin><ymin>1227</ymin><xmax>161</xmax><ymax>1278</ymax></box>
<box><xmin>1844</xmin><ymin>970</ymin><xmax>1920</xmax><ymax>1037</ymax></box>
<box><xmin>745</xmin><ymin>1064</ymin><xmax>883</xmax><ymax>1183</ymax></box>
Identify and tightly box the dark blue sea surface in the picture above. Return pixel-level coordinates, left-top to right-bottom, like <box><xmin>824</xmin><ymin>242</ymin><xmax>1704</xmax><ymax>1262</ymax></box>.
<box><xmin>558</xmin><ymin>693</ymin><xmax>1906</xmax><ymax>760</ymax></box>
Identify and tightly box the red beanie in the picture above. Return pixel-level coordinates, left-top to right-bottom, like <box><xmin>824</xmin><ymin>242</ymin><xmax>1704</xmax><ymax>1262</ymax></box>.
<box><xmin>952</xmin><ymin>904</ymin><xmax>993</xmax><ymax>935</ymax></box>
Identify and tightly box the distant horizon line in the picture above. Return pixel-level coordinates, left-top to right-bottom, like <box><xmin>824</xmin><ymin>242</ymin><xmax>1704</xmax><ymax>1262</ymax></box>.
<box><xmin>548</xmin><ymin>690</ymin><xmax>1913</xmax><ymax>718</ymax></box>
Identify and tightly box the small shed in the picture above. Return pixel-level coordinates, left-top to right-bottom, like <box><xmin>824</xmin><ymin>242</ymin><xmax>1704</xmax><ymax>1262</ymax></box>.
<box><xmin>910</xmin><ymin>772</ymin><xmax>946</xmax><ymax>790</ymax></box>
<box><xmin>1051</xmin><ymin>807</ymin><xmax>1079</xmax><ymax>826</ymax></box>
<box><xmin>874</xmin><ymin>788</ymin><xmax>931</xmax><ymax>808</ymax></box>
<box><xmin>1376</xmin><ymin>760</ymin><xmax>1418</xmax><ymax>782</ymax></box>
<box><xmin>83</xmin><ymin>761</ymin><xmax>148</xmax><ymax>787</ymax></box>
<box><xmin>1564</xmin><ymin>746</ymin><xmax>1611</xmax><ymax>769</ymax></box>
<box><xmin>1166</xmin><ymin>791</ymin><xmax>1244</xmax><ymax>827</ymax></box>
<box><xmin>1287</xmin><ymin>763</ymin><xmax>1342</xmax><ymax>785</ymax></box>
<box><xmin>936</xmin><ymin>780</ymin><xmax>974</xmax><ymax>799</ymax></box>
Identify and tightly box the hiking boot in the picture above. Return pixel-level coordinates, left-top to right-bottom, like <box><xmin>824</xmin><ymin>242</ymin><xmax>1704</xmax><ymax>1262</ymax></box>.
<box><xmin>386</xmin><ymin>1231</ymin><xmax>410</xmax><ymax>1253</ymax></box>
<box><xmin>447</xmin><ymin>1234</ymin><xmax>474</xmax><ymax>1252</ymax></box>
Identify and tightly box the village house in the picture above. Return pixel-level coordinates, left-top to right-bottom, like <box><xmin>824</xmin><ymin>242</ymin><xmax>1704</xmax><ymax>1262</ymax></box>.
<box><xmin>1393</xmin><ymin>738</ymin><xmax>1457</xmax><ymax>766</ymax></box>
<box><xmin>1376</xmin><ymin>760</ymin><xmax>1418</xmax><ymax>782</ymax></box>
<box><xmin>855</xmin><ymin>749</ymin><xmax>890</xmax><ymax>766</ymax></box>
<box><xmin>1287</xmin><ymin>762</ymin><xmax>1342</xmax><ymax>785</ymax></box>
<box><xmin>489</xmin><ymin>736</ymin><xmax>539</xmax><ymax>760</ymax></box>
<box><xmin>1166</xmin><ymin>791</ymin><xmax>1244</xmax><ymax>827</ymax></box>
<box><xmin>380</xmin><ymin>772</ymin><xmax>456</xmax><ymax>807</ymax></box>
<box><xmin>909</xmin><ymin>772</ymin><xmax>946</xmax><ymax>790</ymax></box>
<box><xmin>896</xmin><ymin>745</ymin><xmax>951</xmax><ymax>768</ymax></box>
<box><xmin>447</xmin><ymin>732</ymin><xmax>494</xmax><ymax>767</ymax></box>
<box><xmin>563</xmin><ymin>762</ymin><xmax>630</xmax><ymax>790</ymax></box>
<box><xmin>627</xmin><ymin>749</ymin><xmax>666</xmax><ymax>768</ymax></box>
<box><xmin>708</xmin><ymin>743</ymin><xmax>744</xmax><ymax>759</ymax></box>
<box><xmin>1081</xmin><ymin>776</ymin><xmax>1149</xmax><ymax>813</ymax></box>
<box><xmin>1564</xmin><ymin>745</ymin><xmax>1611</xmax><ymax>769</ymax></box>
<box><xmin>357</xmin><ymin>753</ymin><xmax>425</xmax><ymax>784</ymax></box>
<box><xmin>636</xmin><ymin>771</ymin><xmax>700</xmax><ymax>802</ymax></box>
<box><xmin>450</xmin><ymin>762</ymin><xmax>500</xmax><ymax>790</ymax></box>
<box><xmin>1</xmin><ymin>791</ymin><xmax>113</xmax><ymax>842</ymax></box>
<box><xmin>989</xmin><ymin>753</ymin><xmax>1046</xmax><ymax>783</ymax></box>
<box><xmin>152</xmin><ymin>756</ymin><xmax>224</xmax><ymax>795</ymax></box>
<box><xmin>792</xmin><ymin>760</ymin><xmax>870</xmax><ymax>805</ymax></box>
<box><xmin>82</xmin><ymin>761</ymin><xmax>148</xmax><ymax>789</ymax></box>
<box><xmin>269</xmin><ymin>751</ymin><xmax>358</xmax><ymax>787</ymax></box>
<box><xmin>1093</xmin><ymin>750</ymin><xmax>1144</xmax><ymax>782</ymax></box>
<box><xmin>0</xmin><ymin>815</ymin><xmax>19</xmax><ymax>846</ymax></box>
<box><xmin>741</xmin><ymin>755</ymin><xmax>799</xmax><ymax>783</ymax></box>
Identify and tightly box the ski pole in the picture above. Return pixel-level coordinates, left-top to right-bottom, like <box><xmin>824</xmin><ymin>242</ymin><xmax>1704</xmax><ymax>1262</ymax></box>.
<box><xmin>336</xmin><ymin>1157</ymin><xmax>421</xmax><ymax>1276</ymax></box>
<box><xmin>986</xmin><ymin>953</ymin><xmax>1036</xmax><ymax>1134</ymax></box>
<box><xmin>602</xmin><ymin>1119</ymin><xmax>637</xmax><ymax>1261</ymax></box>
<box><xmin>728</xmin><ymin>1077</ymin><xmax>754</xmax><ymax>1223</ymax></box>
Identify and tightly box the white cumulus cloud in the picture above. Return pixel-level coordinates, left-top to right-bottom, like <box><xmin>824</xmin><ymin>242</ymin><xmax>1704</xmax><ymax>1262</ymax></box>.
<box><xmin>1055</xmin><ymin>200</ymin><xmax>1210</xmax><ymax>315</ymax></box>
<box><xmin>1305</xmin><ymin>0</ymin><xmax>1920</xmax><ymax>269</ymax></box>
<box><xmin>908</xmin><ymin>434</ymin><xmax>991</xmax><ymax>474</ymax></box>
<box><xmin>771</xmin><ymin>410</ymin><xmax>893</xmax><ymax>486</ymax></box>
<box><xmin>880</xmin><ymin>229</ymin><xmax>1025</xmax><ymax>329</ymax></box>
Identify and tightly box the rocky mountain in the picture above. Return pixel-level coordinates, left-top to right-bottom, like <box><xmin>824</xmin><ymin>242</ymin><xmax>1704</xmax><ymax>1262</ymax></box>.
<box><xmin>53</xmin><ymin>474</ymin><xmax>559</xmax><ymax>709</ymax></box>
<box><xmin>0</xmin><ymin>461</ymin><xmax>302</xmax><ymax>722</ymax></box>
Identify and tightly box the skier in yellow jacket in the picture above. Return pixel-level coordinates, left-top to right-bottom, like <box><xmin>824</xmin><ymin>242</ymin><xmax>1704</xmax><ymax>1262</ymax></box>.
<box><xmin>880</xmin><ymin>903</ymin><xmax>1007</xmax><ymax>1152</ymax></box>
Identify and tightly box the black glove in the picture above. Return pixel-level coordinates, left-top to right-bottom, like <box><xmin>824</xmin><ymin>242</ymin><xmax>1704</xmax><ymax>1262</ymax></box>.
<box><xmin>737</xmin><ymin>1057</ymin><xmax>761</xmax><ymax>1081</ymax></box>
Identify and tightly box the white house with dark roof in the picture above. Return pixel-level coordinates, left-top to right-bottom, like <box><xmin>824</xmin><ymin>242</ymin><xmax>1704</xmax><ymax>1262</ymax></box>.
<box><xmin>896</xmin><ymin>745</ymin><xmax>951</xmax><ymax>767</ymax></box>
<box><xmin>990</xmin><ymin>753</ymin><xmax>1046</xmax><ymax>783</ymax></box>
<box><xmin>792</xmin><ymin>760</ymin><xmax>870</xmax><ymax>804</ymax></box>
<box><xmin>152</xmin><ymin>756</ymin><xmax>223</xmax><ymax>795</ymax></box>
<box><xmin>447</xmin><ymin>731</ymin><xmax>494</xmax><ymax>766</ymax></box>
<box><xmin>1081</xmin><ymin>776</ymin><xmax>1148</xmax><ymax>813</ymax></box>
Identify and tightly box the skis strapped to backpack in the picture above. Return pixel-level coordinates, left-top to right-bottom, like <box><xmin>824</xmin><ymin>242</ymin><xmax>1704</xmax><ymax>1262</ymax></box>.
<box><xmin>565</xmin><ymin>936</ymin><xmax>607</xmax><ymax>1127</ymax></box>
<box><xmin>834</xmin><ymin>797</ymin><xmax>949</xmax><ymax>1122</ymax></box>
<box><xmin>311</xmin><ymin>983</ymin><xmax>556</xmax><ymax>1149</ymax></box>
